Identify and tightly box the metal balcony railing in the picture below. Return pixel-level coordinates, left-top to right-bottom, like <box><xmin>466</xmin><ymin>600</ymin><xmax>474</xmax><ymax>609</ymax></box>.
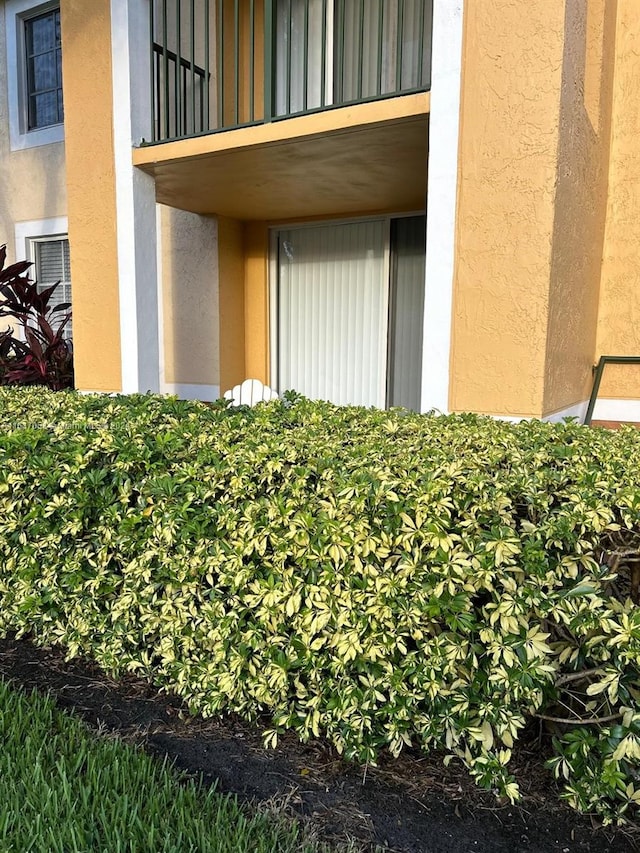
<box><xmin>150</xmin><ymin>0</ymin><xmax>433</xmax><ymax>144</ymax></box>
<box><xmin>152</xmin><ymin>43</ymin><xmax>209</xmax><ymax>139</ymax></box>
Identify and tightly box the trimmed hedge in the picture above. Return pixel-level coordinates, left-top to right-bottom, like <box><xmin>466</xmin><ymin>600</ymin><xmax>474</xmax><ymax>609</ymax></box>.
<box><xmin>1</xmin><ymin>388</ymin><xmax>640</xmax><ymax>822</ymax></box>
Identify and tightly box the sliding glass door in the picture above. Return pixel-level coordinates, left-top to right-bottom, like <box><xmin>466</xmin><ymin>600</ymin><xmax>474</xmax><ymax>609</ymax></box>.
<box><xmin>274</xmin><ymin>0</ymin><xmax>328</xmax><ymax>115</ymax></box>
<box><xmin>273</xmin><ymin>216</ymin><xmax>426</xmax><ymax>410</ymax></box>
<box><xmin>387</xmin><ymin>216</ymin><xmax>426</xmax><ymax>410</ymax></box>
<box><xmin>276</xmin><ymin>220</ymin><xmax>389</xmax><ymax>407</ymax></box>
<box><xmin>336</xmin><ymin>0</ymin><xmax>433</xmax><ymax>102</ymax></box>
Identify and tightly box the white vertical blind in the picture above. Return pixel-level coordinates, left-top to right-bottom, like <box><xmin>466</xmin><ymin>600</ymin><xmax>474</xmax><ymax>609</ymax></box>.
<box><xmin>33</xmin><ymin>237</ymin><xmax>72</xmax><ymax>340</ymax></box>
<box><xmin>277</xmin><ymin>220</ymin><xmax>387</xmax><ymax>407</ymax></box>
<box><xmin>396</xmin><ymin>0</ymin><xmax>433</xmax><ymax>91</ymax></box>
<box><xmin>339</xmin><ymin>0</ymin><xmax>431</xmax><ymax>101</ymax></box>
<box><xmin>341</xmin><ymin>0</ymin><xmax>382</xmax><ymax>99</ymax></box>
<box><xmin>275</xmin><ymin>0</ymin><xmax>326</xmax><ymax>115</ymax></box>
<box><xmin>275</xmin><ymin>0</ymin><xmax>432</xmax><ymax>115</ymax></box>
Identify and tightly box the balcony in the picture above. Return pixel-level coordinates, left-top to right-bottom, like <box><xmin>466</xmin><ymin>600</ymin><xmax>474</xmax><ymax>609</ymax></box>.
<box><xmin>150</xmin><ymin>0</ymin><xmax>433</xmax><ymax>143</ymax></box>
<box><xmin>137</xmin><ymin>1</ymin><xmax>432</xmax><ymax>220</ymax></box>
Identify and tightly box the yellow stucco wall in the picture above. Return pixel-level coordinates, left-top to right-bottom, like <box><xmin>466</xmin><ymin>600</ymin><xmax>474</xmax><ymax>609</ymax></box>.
<box><xmin>160</xmin><ymin>210</ymin><xmax>268</xmax><ymax>396</ymax></box>
<box><xmin>159</xmin><ymin>206</ymin><xmax>219</xmax><ymax>389</ymax></box>
<box><xmin>596</xmin><ymin>0</ymin><xmax>640</xmax><ymax>400</ymax></box>
<box><xmin>450</xmin><ymin>0</ymin><xmax>567</xmax><ymax>418</ymax></box>
<box><xmin>244</xmin><ymin>221</ymin><xmax>270</xmax><ymax>383</ymax></box>
<box><xmin>451</xmin><ymin>0</ymin><xmax>622</xmax><ymax>419</ymax></box>
<box><xmin>216</xmin><ymin>217</ymin><xmax>274</xmax><ymax>390</ymax></box>
<box><xmin>60</xmin><ymin>0</ymin><xmax>122</xmax><ymax>391</ymax></box>
<box><xmin>217</xmin><ymin>216</ymin><xmax>246</xmax><ymax>391</ymax></box>
<box><xmin>542</xmin><ymin>0</ymin><xmax>616</xmax><ymax>416</ymax></box>
<box><xmin>0</xmin><ymin>144</ymin><xmax>67</xmax><ymax>256</ymax></box>
<box><xmin>0</xmin><ymin>146</ymin><xmax>67</xmax><ymax>230</ymax></box>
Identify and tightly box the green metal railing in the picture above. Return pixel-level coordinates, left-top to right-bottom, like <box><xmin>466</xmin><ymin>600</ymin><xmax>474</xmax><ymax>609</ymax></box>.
<box><xmin>584</xmin><ymin>356</ymin><xmax>640</xmax><ymax>426</ymax></box>
<box><xmin>151</xmin><ymin>0</ymin><xmax>211</xmax><ymax>141</ymax></box>
<box><xmin>152</xmin><ymin>43</ymin><xmax>208</xmax><ymax>139</ymax></box>
<box><xmin>150</xmin><ymin>0</ymin><xmax>433</xmax><ymax>143</ymax></box>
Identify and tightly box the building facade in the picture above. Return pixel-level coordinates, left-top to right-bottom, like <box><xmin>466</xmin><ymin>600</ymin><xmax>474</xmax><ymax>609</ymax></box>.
<box><xmin>1</xmin><ymin>0</ymin><xmax>638</xmax><ymax>421</ymax></box>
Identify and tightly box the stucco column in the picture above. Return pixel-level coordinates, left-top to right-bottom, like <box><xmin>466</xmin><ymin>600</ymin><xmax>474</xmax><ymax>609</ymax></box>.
<box><xmin>111</xmin><ymin>0</ymin><xmax>159</xmax><ymax>393</ymax></box>
<box><xmin>61</xmin><ymin>0</ymin><xmax>159</xmax><ymax>393</ymax></box>
<box><xmin>448</xmin><ymin>0</ymin><xmax>567</xmax><ymax>418</ymax></box>
<box><xmin>421</xmin><ymin>0</ymin><xmax>465</xmax><ymax>414</ymax></box>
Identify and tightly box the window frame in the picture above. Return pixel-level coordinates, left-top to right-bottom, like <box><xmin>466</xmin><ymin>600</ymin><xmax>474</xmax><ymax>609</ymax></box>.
<box><xmin>24</xmin><ymin>5</ymin><xmax>63</xmax><ymax>132</ymax></box>
<box><xmin>28</xmin><ymin>234</ymin><xmax>72</xmax><ymax>341</ymax></box>
<box><xmin>6</xmin><ymin>0</ymin><xmax>64</xmax><ymax>150</ymax></box>
<box><xmin>14</xmin><ymin>217</ymin><xmax>71</xmax><ymax>341</ymax></box>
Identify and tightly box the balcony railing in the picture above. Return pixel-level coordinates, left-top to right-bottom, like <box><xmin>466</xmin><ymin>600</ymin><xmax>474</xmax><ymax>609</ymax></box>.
<box><xmin>153</xmin><ymin>43</ymin><xmax>209</xmax><ymax>139</ymax></box>
<box><xmin>150</xmin><ymin>0</ymin><xmax>433</xmax><ymax>143</ymax></box>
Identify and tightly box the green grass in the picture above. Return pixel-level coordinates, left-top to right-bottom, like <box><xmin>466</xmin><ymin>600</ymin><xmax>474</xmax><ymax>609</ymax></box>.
<box><xmin>0</xmin><ymin>679</ymin><xmax>329</xmax><ymax>853</ymax></box>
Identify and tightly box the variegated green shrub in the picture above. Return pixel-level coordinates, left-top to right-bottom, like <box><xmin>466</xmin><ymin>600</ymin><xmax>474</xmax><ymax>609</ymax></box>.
<box><xmin>1</xmin><ymin>388</ymin><xmax>640</xmax><ymax>822</ymax></box>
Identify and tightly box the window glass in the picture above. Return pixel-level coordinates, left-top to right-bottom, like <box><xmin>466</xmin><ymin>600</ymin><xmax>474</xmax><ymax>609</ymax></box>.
<box><xmin>387</xmin><ymin>216</ymin><xmax>426</xmax><ymax>411</ymax></box>
<box><xmin>25</xmin><ymin>8</ymin><xmax>63</xmax><ymax>130</ymax></box>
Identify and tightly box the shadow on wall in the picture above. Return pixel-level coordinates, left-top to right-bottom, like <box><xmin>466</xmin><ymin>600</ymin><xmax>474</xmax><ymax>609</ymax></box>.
<box><xmin>543</xmin><ymin>0</ymin><xmax>617</xmax><ymax>416</ymax></box>
<box><xmin>162</xmin><ymin>205</ymin><xmax>220</xmax><ymax>395</ymax></box>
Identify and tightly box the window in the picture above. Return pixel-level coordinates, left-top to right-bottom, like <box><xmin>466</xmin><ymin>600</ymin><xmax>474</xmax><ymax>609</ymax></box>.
<box><xmin>24</xmin><ymin>7</ymin><xmax>63</xmax><ymax>130</ymax></box>
<box><xmin>29</xmin><ymin>236</ymin><xmax>72</xmax><ymax>341</ymax></box>
<box><xmin>6</xmin><ymin>1</ymin><xmax>65</xmax><ymax>149</ymax></box>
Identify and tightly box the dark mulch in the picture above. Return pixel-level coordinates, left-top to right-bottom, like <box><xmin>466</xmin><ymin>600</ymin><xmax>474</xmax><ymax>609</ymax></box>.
<box><xmin>0</xmin><ymin>636</ymin><xmax>637</xmax><ymax>853</ymax></box>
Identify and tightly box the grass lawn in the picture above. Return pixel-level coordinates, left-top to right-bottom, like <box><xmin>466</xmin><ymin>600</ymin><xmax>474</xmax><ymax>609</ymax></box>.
<box><xmin>0</xmin><ymin>679</ymin><xmax>334</xmax><ymax>853</ymax></box>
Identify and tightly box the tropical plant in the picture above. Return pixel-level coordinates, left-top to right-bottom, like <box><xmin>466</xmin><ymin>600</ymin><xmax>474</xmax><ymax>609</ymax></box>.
<box><xmin>0</xmin><ymin>244</ymin><xmax>73</xmax><ymax>390</ymax></box>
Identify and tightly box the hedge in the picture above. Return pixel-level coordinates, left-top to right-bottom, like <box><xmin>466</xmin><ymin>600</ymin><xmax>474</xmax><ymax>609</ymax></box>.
<box><xmin>0</xmin><ymin>388</ymin><xmax>639</xmax><ymax>822</ymax></box>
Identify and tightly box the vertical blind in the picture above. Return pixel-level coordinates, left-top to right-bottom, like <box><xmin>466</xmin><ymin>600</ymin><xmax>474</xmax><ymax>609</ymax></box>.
<box><xmin>276</xmin><ymin>216</ymin><xmax>427</xmax><ymax>411</ymax></box>
<box><xmin>33</xmin><ymin>238</ymin><xmax>72</xmax><ymax>340</ymax></box>
<box><xmin>274</xmin><ymin>0</ymin><xmax>432</xmax><ymax>115</ymax></box>
<box><xmin>277</xmin><ymin>220</ymin><xmax>388</xmax><ymax>407</ymax></box>
<box><xmin>338</xmin><ymin>0</ymin><xmax>431</xmax><ymax>101</ymax></box>
<box><xmin>275</xmin><ymin>0</ymin><xmax>326</xmax><ymax>115</ymax></box>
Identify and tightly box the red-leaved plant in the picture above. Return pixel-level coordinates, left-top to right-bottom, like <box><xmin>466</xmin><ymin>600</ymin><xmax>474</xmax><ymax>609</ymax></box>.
<box><xmin>0</xmin><ymin>244</ymin><xmax>73</xmax><ymax>390</ymax></box>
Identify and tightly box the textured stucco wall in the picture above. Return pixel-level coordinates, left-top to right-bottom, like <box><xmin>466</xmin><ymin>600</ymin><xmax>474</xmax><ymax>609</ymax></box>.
<box><xmin>596</xmin><ymin>0</ymin><xmax>640</xmax><ymax>400</ymax></box>
<box><xmin>60</xmin><ymin>0</ymin><xmax>122</xmax><ymax>391</ymax></box>
<box><xmin>0</xmin><ymin>3</ymin><xmax>67</xmax><ymax>261</ymax></box>
<box><xmin>542</xmin><ymin>0</ymin><xmax>616</xmax><ymax>416</ymax></box>
<box><xmin>244</xmin><ymin>220</ymin><xmax>270</xmax><ymax>383</ymax></box>
<box><xmin>450</xmin><ymin>0</ymin><xmax>566</xmax><ymax>417</ymax></box>
<box><xmin>217</xmin><ymin>216</ymin><xmax>245</xmax><ymax>392</ymax></box>
<box><xmin>159</xmin><ymin>205</ymin><xmax>219</xmax><ymax>388</ymax></box>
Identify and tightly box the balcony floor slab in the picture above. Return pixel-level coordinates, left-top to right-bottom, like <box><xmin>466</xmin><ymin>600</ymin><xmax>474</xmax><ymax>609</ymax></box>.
<box><xmin>133</xmin><ymin>94</ymin><xmax>429</xmax><ymax>220</ymax></box>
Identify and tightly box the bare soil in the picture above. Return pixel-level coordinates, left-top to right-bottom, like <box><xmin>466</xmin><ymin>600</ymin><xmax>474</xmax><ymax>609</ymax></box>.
<box><xmin>0</xmin><ymin>635</ymin><xmax>637</xmax><ymax>853</ymax></box>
